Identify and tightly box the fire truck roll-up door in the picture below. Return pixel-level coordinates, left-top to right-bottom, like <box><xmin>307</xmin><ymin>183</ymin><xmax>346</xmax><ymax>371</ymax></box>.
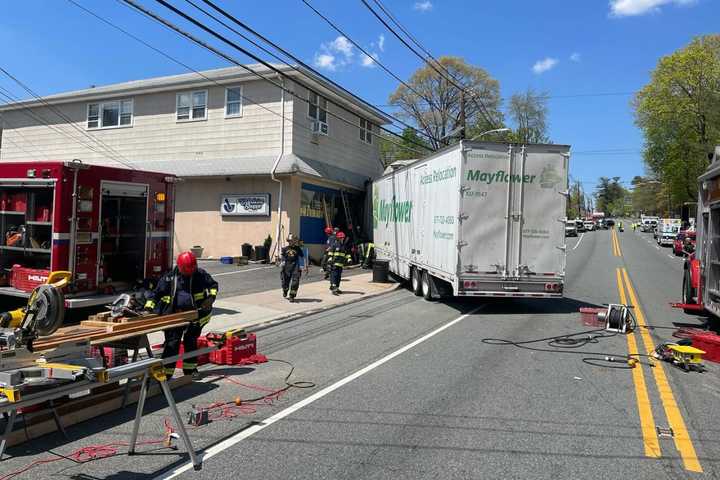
<box><xmin>97</xmin><ymin>181</ymin><xmax>149</xmax><ymax>287</ymax></box>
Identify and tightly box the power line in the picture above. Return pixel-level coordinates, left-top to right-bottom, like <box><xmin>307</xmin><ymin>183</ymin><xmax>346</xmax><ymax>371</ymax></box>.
<box><xmin>112</xmin><ymin>0</ymin><xmax>429</xmax><ymax>161</ymax></box>
<box><xmin>131</xmin><ymin>0</ymin><xmax>432</xmax><ymax>157</ymax></box>
<box><xmin>358</xmin><ymin>0</ymin><xmax>500</xmax><ymax>129</ymax></box>
<box><xmin>190</xmin><ymin>0</ymin><xmax>437</xmax><ymax>144</ymax></box>
<box><xmin>65</xmin><ymin>0</ymin><xmax>424</xmax><ymax>167</ymax></box>
<box><xmin>296</xmin><ymin>0</ymin><xmax>443</xmax><ymax>142</ymax></box>
<box><xmin>0</xmin><ymin>66</ymin><xmax>138</xmax><ymax>169</ymax></box>
<box><xmin>0</xmin><ymin>85</ymin><xmax>134</xmax><ymax>164</ymax></box>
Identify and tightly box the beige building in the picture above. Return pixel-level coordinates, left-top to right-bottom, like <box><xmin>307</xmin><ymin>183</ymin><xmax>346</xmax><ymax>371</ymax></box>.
<box><xmin>0</xmin><ymin>65</ymin><xmax>390</xmax><ymax>259</ymax></box>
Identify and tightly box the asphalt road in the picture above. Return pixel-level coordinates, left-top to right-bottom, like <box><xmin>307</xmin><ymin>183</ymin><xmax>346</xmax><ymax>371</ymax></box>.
<box><xmin>2</xmin><ymin>227</ymin><xmax>719</xmax><ymax>479</ymax></box>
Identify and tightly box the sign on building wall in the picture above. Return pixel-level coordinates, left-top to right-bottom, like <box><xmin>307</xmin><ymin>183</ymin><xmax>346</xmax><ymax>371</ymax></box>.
<box><xmin>220</xmin><ymin>193</ymin><xmax>271</xmax><ymax>217</ymax></box>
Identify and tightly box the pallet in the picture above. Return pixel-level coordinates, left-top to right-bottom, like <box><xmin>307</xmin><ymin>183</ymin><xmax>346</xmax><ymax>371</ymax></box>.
<box><xmin>32</xmin><ymin>311</ymin><xmax>198</xmax><ymax>351</ymax></box>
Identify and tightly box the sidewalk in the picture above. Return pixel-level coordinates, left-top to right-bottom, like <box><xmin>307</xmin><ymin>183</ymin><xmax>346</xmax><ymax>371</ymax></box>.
<box><xmin>147</xmin><ymin>272</ymin><xmax>397</xmax><ymax>344</ymax></box>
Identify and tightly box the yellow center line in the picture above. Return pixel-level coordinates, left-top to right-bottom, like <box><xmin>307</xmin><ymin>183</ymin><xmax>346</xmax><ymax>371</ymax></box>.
<box><xmin>621</xmin><ymin>268</ymin><xmax>703</xmax><ymax>473</ymax></box>
<box><xmin>611</xmin><ymin>228</ymin><xmax>622</xmax><ymax>257</ymax></box>
<box><xmin>616</xmin><ymin>268</ymin><xmax>661</xmax><ymax>458</ymax></box>
<box><xmin>611</xmin><ymin>229</ymin><xmax>617</xmax><ymax>256</ymax></box>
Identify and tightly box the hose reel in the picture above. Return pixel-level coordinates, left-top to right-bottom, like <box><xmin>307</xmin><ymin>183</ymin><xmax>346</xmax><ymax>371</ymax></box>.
<box><xmin>598</xmin><ymin>304</ymin><xmax>629</xmax><ymax>333</ymax></box>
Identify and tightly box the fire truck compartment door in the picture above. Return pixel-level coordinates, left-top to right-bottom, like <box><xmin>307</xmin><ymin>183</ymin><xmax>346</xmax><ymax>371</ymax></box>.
<box><xmin>102</xmin><ymin>182</ymin><xmax>148</xmax><ymax>198</ymax></box>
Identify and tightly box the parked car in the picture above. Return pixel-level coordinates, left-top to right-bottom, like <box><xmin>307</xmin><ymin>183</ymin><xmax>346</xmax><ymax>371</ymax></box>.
<box><xmin>565</xmin><ymin>221</ymin><xmax>578</xmax><ymax>237</ymax></box>
<box><xmin>641</xmin><ymin>219</ymin><xmax>658</xmax><ymax>232</ymax></box>
<box><xmin>583</xmin><ymin>220</ymin><xmax>595</xmax><ymax>231</ymax></box>
<box><xmin>575</xmin><ymin>219</ymin><xmax>585</xmax><ymax>232</ymax></box>
<box><xmin>605</xmin><ymin>219</ymin><xmax>616</xmax><ymax>228</ymax></box>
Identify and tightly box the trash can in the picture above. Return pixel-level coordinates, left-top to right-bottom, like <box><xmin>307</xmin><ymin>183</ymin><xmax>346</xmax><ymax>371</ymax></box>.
<box><xmin>253</xmin><ymin>245</ymin><xmax>267</xmax><ymax>262</ymax></box>
<box><xmin>372</xmin><ymin>260</ymin><xmax>390</xmax><ymax>283</ymax></box>
<box><xmin>190</xmin><ymin>245</ymin><xmax>203</xmax><ymax>258</ymax></box>
<box><xmin>241</xmin><ymin>243</ymin><xmax>252</xmax><ymax>258</ymax></box>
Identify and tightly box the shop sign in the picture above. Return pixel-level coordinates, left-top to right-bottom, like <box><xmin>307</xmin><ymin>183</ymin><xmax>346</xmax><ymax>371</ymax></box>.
<box><xmin>220</xmin><ymin>193</ymin><xmax>270</xmax><ymax>216</ymax></box>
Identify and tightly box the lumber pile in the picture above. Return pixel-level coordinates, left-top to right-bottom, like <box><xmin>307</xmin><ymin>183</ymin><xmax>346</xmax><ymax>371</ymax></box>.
<box><xmin>32</xmin><ymin>311</ymin><xmax>198</xmax><ymax>351</ymax></box>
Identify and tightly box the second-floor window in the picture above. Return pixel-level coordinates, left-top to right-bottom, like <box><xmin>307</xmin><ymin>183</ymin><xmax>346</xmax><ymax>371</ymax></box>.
<box><xmin>177</xmin><ymin>90</ymin><xmax>207</xmax><ymax>121</ymax></box>
<box><xmin>87</xmin><ymin>99</ymin><xmax>133</xmax><ymax>129</ymax></box>
<box><xmin>360</xmin><ymin>118</ymin><xmax>373</xmax><ymax>144</ymax></box>
<box><xmin>308</xmin><ymin>91</ymin><xmax>328</xmax><ymax>135</ymax></box>
<box><xmin>225</xmin><ymin>86</ymin><xmax>243</xmax><ymax>117</ymax></box>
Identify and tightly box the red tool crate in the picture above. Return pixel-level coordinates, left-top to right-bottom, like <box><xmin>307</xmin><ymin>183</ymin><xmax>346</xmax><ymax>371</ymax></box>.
<box><xmin>579</xmin><ymin>307</ymin><xmax>605</xmax><ymax>327</ymax></box>
<box><xmin>10</xmin><ymin>266</ymin><xmax>50</xmax><ymax>292</ymax></box>
<box><xmin>8</xmin><ymin>192</ymin><xmax>26</xmax><ymax>212</ymax></box>
<box><xmin>210</xmin><ymin>333</ymin><xmax>257</xmax><ymax>365</ymax></box>
<box><xmin>176</xmin><ymin>337</ymin><xmax>210</xmax><ymax>369</ymax></box>
<box><xmin>691</xmin><ymin>332</ymin><xmax>720</xmax><ymax>363</ymax></box>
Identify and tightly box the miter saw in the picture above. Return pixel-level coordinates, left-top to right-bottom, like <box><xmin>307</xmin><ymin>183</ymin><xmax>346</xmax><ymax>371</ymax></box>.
<box><xmin>0</xmin><ymin>271</ymin><xmax>70</xmax><ymax>351</ymax></box>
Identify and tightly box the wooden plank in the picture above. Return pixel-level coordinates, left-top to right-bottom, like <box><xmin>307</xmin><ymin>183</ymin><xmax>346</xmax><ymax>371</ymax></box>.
<box><xmin>34</xmin><ymin>311</ymin><xmax>198</xmax><ymax>351</ymax></box>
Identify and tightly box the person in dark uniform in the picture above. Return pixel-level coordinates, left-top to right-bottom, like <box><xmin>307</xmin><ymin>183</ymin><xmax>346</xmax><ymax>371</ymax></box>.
<box><xmin>328</xmin><ymin>231</ymin><xmax>350</xmax><ymax>295</ymax></box>
<box><xmin>281</xmin><ymin>234</ymin><xmax>307</xmax><ymax>302</ymax></box>
<box><xmin>145</xmin><ymin>251</ymin><xmax>218</xmax><ymax>379</ymax></box>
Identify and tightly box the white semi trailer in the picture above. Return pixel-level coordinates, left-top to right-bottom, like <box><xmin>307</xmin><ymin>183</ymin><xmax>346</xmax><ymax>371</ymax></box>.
<box><xmin>373</xmin><ymin>141</ymin><xmax>570</xmax><ymax>300</ymax></box>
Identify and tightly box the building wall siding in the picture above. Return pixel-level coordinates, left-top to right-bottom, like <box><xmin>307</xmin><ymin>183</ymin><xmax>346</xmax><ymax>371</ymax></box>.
<box><xmin>291</xmin><ymin>83</ymin><xmax>382</xmax><ymax>181</ymax></box>
<box><xmin>0</xmin><ymin>80</ymin><xmax>293</xmax><ymax>165</ymax></box>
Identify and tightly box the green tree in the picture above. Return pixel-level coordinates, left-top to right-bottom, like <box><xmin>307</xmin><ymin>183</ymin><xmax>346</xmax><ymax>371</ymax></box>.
<box><xmin>389</xmin><ymin>56</ymin><xmax>503</xmax><ymax>149</ymax></box>
<box><xmin>631</xmin><ymin>176</ymin><xmax>662</xmax><ymax>216</ymax></box>
<box><xmin>507</xmin><ymin>88</ymin><xmax>550</xmax><ymax>144</ymax></box>
<box><xmin>378</xmin><ymin>128</ymin><xmax>432</xmax><ymax>166</ymax></box>
<box><xmin>595</xmin><ymin>176</ymin><xmax>626</xmax><ymax>214</ymax></box>
<box><xmin>634</xmin><ymin>35</ymin><xmax>720</xmax><ymax>204</ymax></box>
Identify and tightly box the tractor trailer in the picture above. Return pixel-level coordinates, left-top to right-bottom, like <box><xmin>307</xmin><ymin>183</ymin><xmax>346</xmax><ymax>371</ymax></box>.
<box><xmin>373</xmin><ymin>141</ymin><xmax>569</xmax><ymax>299</ymax></box>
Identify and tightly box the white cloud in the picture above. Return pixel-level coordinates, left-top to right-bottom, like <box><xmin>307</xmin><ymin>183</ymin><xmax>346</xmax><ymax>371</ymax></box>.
<box><xmin>413</xmin><ymin>1</ymin><xmax>433</xmax><ymax>12</ymax></box>
<box><xmin>570</xmin><ymin>52</ymin><xmax>581</xmax><ymax>62</ymax></box>
<box><xmin>313</xmin><ymin>36</ymin><xmax>355</xmax><ymax>70</ymax></box>
<box><xmin>361</xmin><ymin>53</ymin><xmax>380</xmax><ymax>68</ymax></box>
<box><xmin>609</xmin><ymin>0</ymin><xmax>697</xmax><ymax>17</ymax></box>
<box><xmin>378</xmin><ymin>34</ymin><xmax>385</xmax><ymax>52</ymax></box>
<box><xmin>532</xmin><ymin>57</ymin><xmax>558</xmax><ymax>74</ymax></box>
<box><xmin>314</xmin><ymin>53</ymin><xmax>337</xmax><ymax>71</ymax></box>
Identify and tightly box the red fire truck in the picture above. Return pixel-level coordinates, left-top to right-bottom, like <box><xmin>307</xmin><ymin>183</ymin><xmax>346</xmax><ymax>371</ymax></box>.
<box><xmin>676</xmin><ymin>146</ymin><xmax>720</xmax><ymax>316</ymax></box>
<box><xmin>0</xmin><ymin>160</ymin><xmax>176</xmax><ymax>308</ymax></box>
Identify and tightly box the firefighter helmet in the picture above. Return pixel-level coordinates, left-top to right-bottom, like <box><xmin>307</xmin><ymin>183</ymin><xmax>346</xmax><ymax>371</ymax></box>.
<box><xmin>336</xmin><ymin>231</ymin><xmax>346</xmax><ymax>240</ymax></box>
<box><xmin>177</xmin><ymin>251</ymin><xmax>198</xmax><ymax>277</ymax></box>
<box><xmin>324</xmin><ymin>227</ymin><xmax>333</xmax><ymax>235</ymax></box>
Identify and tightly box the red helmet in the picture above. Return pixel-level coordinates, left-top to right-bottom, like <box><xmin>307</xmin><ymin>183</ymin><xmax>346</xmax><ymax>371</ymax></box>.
<box><xmin>324</xmin><ymin>227</ymin><xmax>333</xmax><ymax>235</ymax></box>
<box><xmin>336</xmin><ymin>231</ymin><xmax>345</xmax><ymax>240</ymax></box>
<box><xmin>177</xmin><ymin>251</ymin><xmax>198</xmax><ymax>276</ymax></box>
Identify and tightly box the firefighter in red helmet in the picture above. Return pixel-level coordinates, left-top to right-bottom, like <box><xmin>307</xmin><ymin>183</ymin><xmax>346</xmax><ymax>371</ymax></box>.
<box><xmin>327</xmin><ymin>231</ymin><xmax>350</xmax><ymax>294</ymax></box>
<box><xmin>145</xmin><ymin>251</ymin><xmax>218</xmax><ymax>379</ymax></box>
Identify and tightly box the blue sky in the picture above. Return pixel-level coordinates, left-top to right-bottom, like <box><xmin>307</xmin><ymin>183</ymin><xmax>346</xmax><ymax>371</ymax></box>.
<box><xmin>0</xmin><ymin>0</ymin><xmax>717</xmax><ymax>192</ymax></box>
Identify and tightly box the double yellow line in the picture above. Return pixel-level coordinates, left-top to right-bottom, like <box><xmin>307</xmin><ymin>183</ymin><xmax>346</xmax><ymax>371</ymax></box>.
<box><xmin>611</xmin><ymin>228</ymin><xmax>622</xmax><ymax>257</ymax></box>
<box><xmin>616</xmin><ymin>267</ymin><xmax>702</xmax><ymax>472</ymax></box>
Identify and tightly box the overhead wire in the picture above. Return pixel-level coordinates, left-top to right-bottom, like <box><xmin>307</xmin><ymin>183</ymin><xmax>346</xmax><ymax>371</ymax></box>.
<box><xmin>0</xmin><ymin>85</ymin><xmax>132</xmax><ymax>164</ymax></box>
<box><xmin>358</xmin><ymin>0</ymin><xmax>500</xmax><ymax>130</ymax></box>
<box><xmin>0</xmin><ymin>66</ymin><xmax>138</xmax><ymax>169</ymax></box>
<box><xmin>192</xmin><ymin>0</ymin><xmax>437</xmax><ymax>145</ymax></box>
<box><xmin>120</xmin><ymin>0</ymin><xmax>431</xmax><ymax>158</ymax></box>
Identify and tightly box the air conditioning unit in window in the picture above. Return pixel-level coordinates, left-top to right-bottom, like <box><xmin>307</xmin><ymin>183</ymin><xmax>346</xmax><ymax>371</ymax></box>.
<box><xmin>311</xmin><ymin>121</ymin><xmax>328</xmax><ymax>136</ymax></box>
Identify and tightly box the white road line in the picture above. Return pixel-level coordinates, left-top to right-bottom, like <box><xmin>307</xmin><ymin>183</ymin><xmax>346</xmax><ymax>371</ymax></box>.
<box><xmin>655</xmin><ymin>246</ymin><xmax>660</xmax><ymax>250</ymax></box>
<box><xmin>154</xmin><ymin>305</ymin><xmax>485</xmax><ymax>479</ymax></box>
<box><xmin>212</xmin><ymin>266</ymin><xmax>275</xmax><ymax>277</ymax></box>
<box><xmin>668</xmin><ymin>254</ymin><xmax>676</xmax><ymax>259</ymax></box>
<box><xmin>572</xmin><ymin>233</ymin><xmax>585</xmax><ymax>251</ymax></box>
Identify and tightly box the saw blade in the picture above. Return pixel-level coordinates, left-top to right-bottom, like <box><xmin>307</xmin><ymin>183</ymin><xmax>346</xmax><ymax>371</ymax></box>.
<box><xmin>29</xmin><ymin>285</ymin><xmax>65</xmax><ymax>337</ymax></box>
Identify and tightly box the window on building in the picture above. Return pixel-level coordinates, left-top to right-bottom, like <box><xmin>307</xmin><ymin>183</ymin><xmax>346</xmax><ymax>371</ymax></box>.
<box><xmin>225</xmin><ymin>86</ymin><xmax>243</xmax><ymax>117</ymax></box>
<box><xmin>87</xmin><ymin>100</ymin><xmax>133</xmax><ymax>129</ymax></box>
<box><xmin>176</xmin><ymin>90</ymin><xmax>207</xmax><ymax>121</ymax></box>
<box><xmin>360</xmin><ymin>118</ymin><xmax>373</xmax><ymax>144</ymax></box>
<box><xmin>308</xmin><ymin>91</ymin><xmax>328</xmax><ymax>135</ymax></box>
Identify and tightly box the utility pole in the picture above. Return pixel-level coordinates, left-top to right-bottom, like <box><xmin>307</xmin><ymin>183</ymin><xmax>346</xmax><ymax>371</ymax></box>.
<box><xmin>459</xmin><ymin>90</ymin><xmax>466</xmax><ymax>140</ymax></box>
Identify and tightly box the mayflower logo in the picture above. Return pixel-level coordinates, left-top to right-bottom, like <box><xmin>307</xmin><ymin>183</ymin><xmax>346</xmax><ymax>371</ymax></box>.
<box><xmin>374</xmin><ymin>193</ymin><xmax>412</xmax><ymax>227</ymax></box>
<box><xmin>539</xmin><ymin>164</ymin><xmax>562</xmax><ymax>189</ymax></box>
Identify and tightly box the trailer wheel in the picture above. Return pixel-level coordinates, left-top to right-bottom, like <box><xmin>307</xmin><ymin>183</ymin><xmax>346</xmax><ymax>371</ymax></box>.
<box><xmin>421</xmin><ymin>270</ymin><xmax>434</xmax><ymax>301</ymax></box>
<box><xmin>411</xmin><ymin>267</ymin><xmax>423</xmax><ymax>296</ymax></box>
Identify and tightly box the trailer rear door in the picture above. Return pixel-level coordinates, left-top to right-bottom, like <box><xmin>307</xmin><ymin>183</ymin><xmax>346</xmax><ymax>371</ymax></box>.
<box><xmin>459</xmin><ymin>143</ymin><xmax>568</xmax><ymax>280</ymax></box>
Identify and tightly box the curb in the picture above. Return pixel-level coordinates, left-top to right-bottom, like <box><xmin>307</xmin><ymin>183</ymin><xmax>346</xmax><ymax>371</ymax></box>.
<box><xmin>246</xmin><ymin>282</ymin><xmax>403</xmax><ymax>334</ymax></box>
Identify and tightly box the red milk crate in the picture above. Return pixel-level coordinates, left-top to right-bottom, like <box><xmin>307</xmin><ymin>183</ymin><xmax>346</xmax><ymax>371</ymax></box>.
<box><xmin>691</xmin><ymin>332</ymin><xmax>720</xmax><ymax>363</ymax></box>
<box><xmin>579</xmin><ymin>307</ymin><xmax>605</xmax><ymax>327</ymax></box>
<box><xmin>10</xmin><ymin>266</ymin><xmax>50</xmax><ymax>292</ymax></box>
<box><xmin>176</xmin><ymin>337</ymin><xmax>210</xmax><ymax>369</ymax></box>
<box><xmin>35</xmin><ymin>206</ymin><xmax>51</xmax><ymax>222</ymax></box>
<box><xmin>210</xmin><ymin>333</ymin><xmax>257</xmax><ymax>365</ymax></box>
